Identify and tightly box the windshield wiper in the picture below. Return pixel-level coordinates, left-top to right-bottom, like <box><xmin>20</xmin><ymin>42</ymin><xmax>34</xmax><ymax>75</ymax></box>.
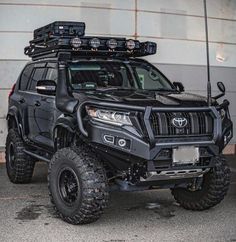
<box><xmin>148</xmin><ymin>88</ymin><xmax>177</xmax><ymax>92</ymax></box>
<box><xmin>96</xmin><ymin>87</ymin><xmax>136</xmax><ymax>92</ymax></box>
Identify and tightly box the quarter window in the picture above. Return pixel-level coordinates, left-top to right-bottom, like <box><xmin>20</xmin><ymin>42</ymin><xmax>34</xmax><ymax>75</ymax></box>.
<box><xmin>19</xmin><ymin>64</ymin><xmax>34</xmax><ymax>90</ymax></box>
<box><xmin>28</xmin><ymin>68</ymin><xmax>45</xmax><ymax>91</ymax></box>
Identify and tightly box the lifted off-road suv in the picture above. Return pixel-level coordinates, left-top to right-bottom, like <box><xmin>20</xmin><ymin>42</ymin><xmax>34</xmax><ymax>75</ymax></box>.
<box><xmin>6</xmin><ymin>22</ymin><xmax>233</xmax><ymax>224</ymax></box>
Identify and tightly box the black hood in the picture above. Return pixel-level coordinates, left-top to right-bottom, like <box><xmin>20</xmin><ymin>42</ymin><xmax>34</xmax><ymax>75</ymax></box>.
<box><xmin>73</xmin><ymin>89</ymin><xmax>214</xmax><ymax>107</ymax></box>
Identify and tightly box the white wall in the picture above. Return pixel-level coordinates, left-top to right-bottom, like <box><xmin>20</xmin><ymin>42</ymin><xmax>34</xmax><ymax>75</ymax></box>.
<box><xmin>0</xmin><ymin>0</ymin><xmax>235</xmax><ymax>146</ymax></box>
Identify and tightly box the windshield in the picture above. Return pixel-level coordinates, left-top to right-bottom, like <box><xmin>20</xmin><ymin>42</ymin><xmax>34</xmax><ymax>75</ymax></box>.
<box><xmin>68</xmin><ymin>61</ymin><xmax>175</xmax><ymax>91</ymax></box>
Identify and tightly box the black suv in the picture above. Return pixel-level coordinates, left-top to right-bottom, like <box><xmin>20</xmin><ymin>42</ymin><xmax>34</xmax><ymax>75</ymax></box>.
<box><xmin>6</xmin><ymin>22</ymin><xmax>233</xmax><ymax>224</ymax></box>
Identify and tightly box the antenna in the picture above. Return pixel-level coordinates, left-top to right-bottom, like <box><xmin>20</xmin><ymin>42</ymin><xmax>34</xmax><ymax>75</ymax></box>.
<box><xmin>203</xmin><ymin>0</ymin><xmax>212</xmax><ymax>106</ymax></box>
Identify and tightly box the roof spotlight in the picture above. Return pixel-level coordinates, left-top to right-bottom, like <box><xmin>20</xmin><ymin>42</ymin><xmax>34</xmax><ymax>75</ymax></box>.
<box><xmin>107</xmin><ymin>39</ymin><xmax>118</xmax><ymax>49</ymax></box>
<box><xmin>70</xmin><ymin>37</ymin><xmax>82</xmax><ymax>48</ymax></box>
<box><xmin>90</xmin><ymin>38</ymin><xmax>100</xmax><ymax>49</ymax></box>
<box><xmin>126</xmin><ymin>39</ymin><xmax>136</xmax><ymax>50</ymax></box>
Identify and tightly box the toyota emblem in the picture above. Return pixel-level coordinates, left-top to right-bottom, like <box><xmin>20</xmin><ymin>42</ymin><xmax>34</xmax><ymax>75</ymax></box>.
<box><xmin>171</xmin><ymin>117</ymin><xmax>188</xmax><ymax>128</ymax></box>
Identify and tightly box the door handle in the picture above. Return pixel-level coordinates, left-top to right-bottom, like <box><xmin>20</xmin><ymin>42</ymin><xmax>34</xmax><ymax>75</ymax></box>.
<box><xmin>19</xmin><ymin>98</ymin><xmax>25</xmax><ymax>104</ymax></box>
<box><xmin>34</xmin><ymin>101</ymin><xmax>41</xmax><ymax>107</ymax></box>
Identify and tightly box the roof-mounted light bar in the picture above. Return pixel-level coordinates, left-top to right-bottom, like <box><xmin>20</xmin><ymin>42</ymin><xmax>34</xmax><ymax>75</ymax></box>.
<box><xmin>24</xmin><ymin>21</ymin><xmax>157</xmax><ymax>60</ymax></box>
<box><xmin>106</xmin><ymin>39</ymin><xmax>117</xmax><ymax>49</ymax></box>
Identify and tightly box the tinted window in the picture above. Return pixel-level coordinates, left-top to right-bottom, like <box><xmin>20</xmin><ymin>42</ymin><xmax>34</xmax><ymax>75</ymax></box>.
<box><xmin>68</xmin><ymin>61</ymin><xmax>174</xmax><ymax>91</ymax></box>
<box><xmin>68</xmin><ymin>62</ymin><xmax>132</xmax><ymax>90</ymax></box>
<box><xmin>45</xmin><ymin>68</ymin><xmax>57</xmax><ymax>82</ymax></box>
<box><xmin>19</xmin><ymin>64</ymin><xmax>34</xmax><ymax>90</ymax></box>
<box><xmin>28</xmin><ymin>68</ymin><xmax>45</xmax><ymax>91</ymax></box>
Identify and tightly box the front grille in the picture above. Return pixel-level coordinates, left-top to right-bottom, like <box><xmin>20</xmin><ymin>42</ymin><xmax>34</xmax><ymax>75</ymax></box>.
<box><xmin>149</xmin><ymin>111</ymin><xmax>214</xmax><ymax>138</ymax></box>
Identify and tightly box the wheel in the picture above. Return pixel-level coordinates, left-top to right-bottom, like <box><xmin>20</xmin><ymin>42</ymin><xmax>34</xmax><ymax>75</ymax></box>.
<box><xmin>5</xmin><ymin>129</ymin><xmax>35</xmax><ymax>183</ymax></box>
<box><xmin>48</xmin><ymin>146</ymin><xmax>109</xmax><ymax>225</ymax></box>
<box><xmin>171</xmin><ymin>156</ymin><xmax>230</xmax><ymax>211</ymax></box>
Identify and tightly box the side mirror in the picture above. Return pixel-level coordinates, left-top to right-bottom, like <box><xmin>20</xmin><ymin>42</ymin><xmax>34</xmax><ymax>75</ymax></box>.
<box><xmin>173</xmin><ymin>82</ymin><xmax>185</xmax><ymax>92</ymax></box>
<box><xmin>217</xmin><ymin>81</ymin><xmax>225</xmax><ymax>93</ymax></box>
<box><xmin>213</xmin><ymin>81</ymin><xmax>225</xmax><ymax>99</ymax></box>
<box><xmin>36</xmin><ymin>80</ymin><xmax>56</xmax><ymax>96</ymax></box>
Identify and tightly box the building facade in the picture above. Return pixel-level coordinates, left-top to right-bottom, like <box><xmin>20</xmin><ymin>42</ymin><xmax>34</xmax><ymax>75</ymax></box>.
<box><xmin>0</xmin><ymin>0</ymin><xmax>235</xmax><ymax>148</ymax></box>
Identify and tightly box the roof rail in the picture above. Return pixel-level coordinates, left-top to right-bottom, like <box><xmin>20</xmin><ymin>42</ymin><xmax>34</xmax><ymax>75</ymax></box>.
<box><xmin>25</xmin><ymin>21</ymin><xmax>157</xmax><ymax>60</ymax></box>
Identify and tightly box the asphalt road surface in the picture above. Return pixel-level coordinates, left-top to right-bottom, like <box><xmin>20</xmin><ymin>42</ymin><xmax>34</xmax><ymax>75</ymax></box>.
<box><xmin>0</xmin><ymin>156</ymin><xmax>235</xmax><ymax>242</ymax></box>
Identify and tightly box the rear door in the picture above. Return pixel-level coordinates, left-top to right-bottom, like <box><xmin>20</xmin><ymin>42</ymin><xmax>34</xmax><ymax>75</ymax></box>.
<box><xmin>15</xmin><ymin>64</ymin><xmax>34</xmax><ymax>137</ymax></box>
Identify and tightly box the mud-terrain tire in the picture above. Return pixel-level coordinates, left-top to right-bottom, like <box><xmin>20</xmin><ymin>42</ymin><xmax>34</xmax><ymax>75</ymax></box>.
<box><xmin>48</xmin><ymin>146</ymin><xmax>109</xmax><ymax>225</ymax></box>
<box><xmin>171</xmin><ymin>156</ymin><xmax>230</xmax><ymax>211</ymax></box>
<box><xmin>5</xmin><ymin>129</ymin><xmax>35</xmax><ymax>183</ymax></box>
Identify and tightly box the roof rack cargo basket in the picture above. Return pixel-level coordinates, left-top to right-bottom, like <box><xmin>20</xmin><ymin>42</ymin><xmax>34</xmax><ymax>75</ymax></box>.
<box><xmin>25</xmin><ymin>21</ymin><xmax>157</xmax><ymax>60</ymax></box>
<box><xmin>32</xmin><ymin>21</ymin><xmax>85</xmax><ymax>45</ymax></box>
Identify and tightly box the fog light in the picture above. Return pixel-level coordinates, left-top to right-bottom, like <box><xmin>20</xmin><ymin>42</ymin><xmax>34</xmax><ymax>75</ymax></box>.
<box><xmin>90</xmin><ymin>38</ymin><xmax>100</xmax><ymax>48</ymax></box>
<box><xmin>118</xmin><ymin>139</ymin><xmax>126</xmax><ymax>147</ymax></box>
<box><xmin>71</xmin><ymin>37</ymin><xmax>82</xmax><ymax>48</ymax></box>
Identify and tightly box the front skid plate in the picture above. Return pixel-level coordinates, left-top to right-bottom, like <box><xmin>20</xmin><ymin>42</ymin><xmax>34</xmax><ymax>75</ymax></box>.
<box><xmin>140</xmin><ymin>168</ymin><xmax>210</xmax><ymax>182</ymax></box>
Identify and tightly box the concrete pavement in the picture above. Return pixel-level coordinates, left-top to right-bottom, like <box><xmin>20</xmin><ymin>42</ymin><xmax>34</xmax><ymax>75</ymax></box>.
<box><xmin>0</xmin><ymin>156</ymin><xmax>236</xmax><ymax>242</ymax></box>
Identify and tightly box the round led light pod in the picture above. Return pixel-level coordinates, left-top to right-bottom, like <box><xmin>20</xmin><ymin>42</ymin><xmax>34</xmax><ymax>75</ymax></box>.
<box><xmin>90</xmin><ymin>38</ymin><xmax>101</xmax><ymax>49</ymax></box>
<box><xmin>126</xmin><ymin>39</ymin><xmax>136</xmax><ymax>50</ymax></box>
<box><xmin>107</xmin><ymin>39</ymin><xmax>118</xmax><ymax>49</ymax></box>
<box><xmin>70</xmin><ymin>37</ymin><xmax>82</xmax><ymax>48</ymax></box>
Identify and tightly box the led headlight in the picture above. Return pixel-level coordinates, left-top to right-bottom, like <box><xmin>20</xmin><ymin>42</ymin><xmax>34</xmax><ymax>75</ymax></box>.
<box><xmin>71</xmin><ymin>37</ymin><xmax>82</xmax><ymax>48</ymax></box>
<box><xmin>126</xmin><ymin>39</ymin><xmax>135</xmax><ymax>50</ymax></box>
<box><xmin>86</xmin><ymin>107</ymin><xmax>132</xmax><ymax>126</ymax></box>
<box><xmin>89</xmin><ymin>38</ymin><xmax>100</xmax><ymax>49</ymax></box>
<box><xmin>107</xmin><ymin>39</ymin><xmax>118</xmax><ymax>49</ymax></box>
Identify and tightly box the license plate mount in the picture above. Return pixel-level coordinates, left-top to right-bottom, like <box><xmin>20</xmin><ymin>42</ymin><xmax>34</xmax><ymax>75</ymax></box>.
<box><xmin>172</xmin><ymin>146</ymin><xmax>199</xmax><ymax>165</ymax></box>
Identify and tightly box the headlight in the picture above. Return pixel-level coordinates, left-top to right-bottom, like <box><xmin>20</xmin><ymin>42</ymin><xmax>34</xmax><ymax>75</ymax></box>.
<box><xmin>86</xmin><ymin>107</ymin><xmax>132</xmax><ymax>126</ymax></box>
<box><xmin>219</xmin><ymin>109</ymin><xmax>226</xmax><ymax>120</ymax></box>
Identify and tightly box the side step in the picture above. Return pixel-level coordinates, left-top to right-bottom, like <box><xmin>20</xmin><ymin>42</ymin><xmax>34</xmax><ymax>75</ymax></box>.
<box><xmin>23</xmin><ymin>149</ymin><xmax>50</xmax><ymax>163</ymax></box>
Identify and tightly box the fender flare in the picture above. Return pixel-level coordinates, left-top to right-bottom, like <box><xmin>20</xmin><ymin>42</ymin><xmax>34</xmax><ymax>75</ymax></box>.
<box><xmin>7</xmin><ymin>106</ymin><xmax>23</xmax><ymax>138</ymax></box>
<box><xmin>53</xmin><ymin>114</ymin><xmax>77</xmax><ymax>141</ymax></box>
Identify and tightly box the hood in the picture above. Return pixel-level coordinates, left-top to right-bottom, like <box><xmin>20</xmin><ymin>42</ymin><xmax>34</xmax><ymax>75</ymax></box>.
<box><xmin>73</xmin><ymin>89</ymin><xmax>213</xmax><ymax>107</ymax></box>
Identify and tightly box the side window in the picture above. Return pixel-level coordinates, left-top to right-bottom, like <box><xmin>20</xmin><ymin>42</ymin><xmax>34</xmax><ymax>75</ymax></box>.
<box><xmin>19</xmin><ymin>64</ymin><xmax>34</xmax><ymax>90</ymax></box>
<box><xmin>28</xmin><ymin>68</ymin><xmax>45</xmax><ymax>91</ymax></box>
<box><xmin>45</xmin><ymin>68</ymin><xmax>57</xmax><ymax>83</ymax></box>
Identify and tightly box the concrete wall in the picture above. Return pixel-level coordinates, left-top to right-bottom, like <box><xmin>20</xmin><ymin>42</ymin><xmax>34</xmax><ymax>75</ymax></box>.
<box><xmin>0</xmin><ymin>0</ymin><xmax>236</xmax><ymax>147</ymax></box>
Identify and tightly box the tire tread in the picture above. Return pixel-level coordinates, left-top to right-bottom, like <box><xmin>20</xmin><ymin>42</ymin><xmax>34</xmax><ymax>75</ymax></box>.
<box><xmin>171</xmin><ymin>156</ymin><xmax>230</xmax><ymax>211</ymax></box>
<box><xmin>48</xmin><ymin>145</ymin><xmax>109</xmax><ymax>225</ymax></box>
<box><xmin>5</xmin><ymin>129</ymin><xmax>35</xmax><ymax>184</ymax></box>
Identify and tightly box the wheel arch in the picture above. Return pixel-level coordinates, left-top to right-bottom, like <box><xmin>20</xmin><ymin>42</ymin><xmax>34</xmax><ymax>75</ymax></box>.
<box><xmin>7</xmin><ymin>106</ymin><xmax>23</xmax><ymax>138</ymax></box>
<box><xmin>53</xmin><ymin>114</ymin><xmax>78</xmax><ymax>150</ymax></box>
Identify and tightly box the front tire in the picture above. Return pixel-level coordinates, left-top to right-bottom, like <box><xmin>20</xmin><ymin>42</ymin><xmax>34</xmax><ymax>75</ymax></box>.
<box><xmin>171</xmin><ymin>156</ymin><xmax>230</xmax><ymax>211</ymax></box>
<box><xmin>48</xmin><ymin>146</ymin><xmax>109</xmax><ymax>225</ymax></box>
<box><xmin>5</xmin><ymin>129</ymin><xmax>35</xmax><ymax>183</ymax></box>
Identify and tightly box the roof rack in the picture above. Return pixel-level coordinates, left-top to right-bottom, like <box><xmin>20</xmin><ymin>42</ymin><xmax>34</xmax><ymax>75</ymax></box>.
<box><xmin>25</xmin><ymin>21</ymin><xmax>157</xmax><ymax>60</ymax></box>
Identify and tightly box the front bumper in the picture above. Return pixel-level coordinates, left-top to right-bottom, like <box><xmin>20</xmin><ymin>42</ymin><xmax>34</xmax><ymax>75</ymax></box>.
<box><xmin>87</xmin><ymin>120</ymin><xmax>221</xmax><ymax>161</ymax></box>
<box><xmin>78</xmin><ymin>100</ymin><xmax>233</xmax><ymax>163</ymax></box>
